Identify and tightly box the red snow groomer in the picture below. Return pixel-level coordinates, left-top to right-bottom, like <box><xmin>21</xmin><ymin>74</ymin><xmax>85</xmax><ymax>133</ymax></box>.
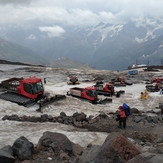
<box><xmin>93</xmin><ymin>81</ymin><xmax>125</xmax><ymax>97</ymax></box>
<box><xmin>110</xmin><ymin>77</ymin><xmax>132</xmax><ymax>86</ymax></box>
<box><xmin>0</xmin><ymin>76</ymin><xmax>66</xmax><ymax>111</ymax></box>
<box><xmin>145</xmin><ymin>77</ymin><xmax>163</xmax><ymax>92</ymax></box>
<box><xmin>151</xmin><ymin>77</ymin><xmax>163</xmax><ymax>84</ymax></box>
<box><xmin>67</xmin><ymin>86</ymin><xmax>112</xmax><ymax>104</ymax></box>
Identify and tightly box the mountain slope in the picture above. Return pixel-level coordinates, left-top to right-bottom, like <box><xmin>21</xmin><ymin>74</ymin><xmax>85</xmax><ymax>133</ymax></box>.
<box><xmin>97</xmin><ymin>34</ymin><xmax>163</xmax><ymax>70</ymax></box>
<box><xmin>0</xmin><ymin>38</ymin><xmax>49</xmax><ymax>65</ymax></box>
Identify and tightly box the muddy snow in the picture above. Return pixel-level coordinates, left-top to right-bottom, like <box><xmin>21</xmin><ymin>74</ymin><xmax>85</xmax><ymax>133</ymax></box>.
<box><xmin>0</xmin><ymin>65</ymin><xmax>162</xmax><ymax>149</ymax></box>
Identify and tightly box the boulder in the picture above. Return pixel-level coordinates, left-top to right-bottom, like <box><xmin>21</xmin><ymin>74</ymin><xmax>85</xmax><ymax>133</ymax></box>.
<box><xmin>12</xmin><ymin>136</ymin><xmax>34</xmax><ymax>160</ymax></box>
<box><xmin>0</xmin><ymin>145</ymin><xmax>15</xmax><ymax>163</ymax></box>
<box><xmin>75</xmin><ymin>112</ymin><xmax>87</xmax><ymax>121</ymax></box>
<box><xmin>36</xmin><ymin>131</ymin><xmax>83</xmax><ymax>156</ymax></box>
<box><xmin>78</xmin><ymin>132</ymin><xmax>141</xmax><ymax>163</ymax></box>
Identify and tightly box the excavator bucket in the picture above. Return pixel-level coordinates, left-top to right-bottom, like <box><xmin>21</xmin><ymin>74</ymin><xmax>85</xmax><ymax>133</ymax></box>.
<box><xmin>36</xmin><ymin>94</ymin><xmax>66</xmax><ymax>112</ymax></box>
<box><xmin>93</xmin><ymin>98</ymin><xmax>112</xmax><ymax>104</ymax></box>
<box><xmin>99</xmin><ymin>98</ymin><xmax>112</xmax><ymax>104</ymax></box>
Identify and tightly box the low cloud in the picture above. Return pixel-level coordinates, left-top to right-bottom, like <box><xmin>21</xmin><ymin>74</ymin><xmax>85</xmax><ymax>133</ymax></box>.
<box><xmin>26</xmin><ymin>34</ymin><xmax>36</xmax><ymax>40</ymax></box>
<box><xmin>0</xmin><ymin>0</ymin><xmax>163</xmax><ymax>27</ymax></box>
<box><xmin>39</xmin><ymin>26</ymin><xmax>66</xmax><ymax>37</ymax></box>
<box><xmin>0</xmin><ymin>0</ymin><xmax>34</xmax><ymax>5</ymax></box>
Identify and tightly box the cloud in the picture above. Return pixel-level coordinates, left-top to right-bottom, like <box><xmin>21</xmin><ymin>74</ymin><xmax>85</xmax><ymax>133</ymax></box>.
<box><xmin>0</xmin><ymin>0</ymin><xmax>163</xmax><ymax>27</ymax></box>
<box><xmin>0</xmin><ymin>0</ymin><xmax>34</xmax><ymax>5</ymax></box>
<box><xmin>26</xmin><ymin>34</ymin><xmax>36</xmax><ymax>40</ymax></box>
<box><xmin>39</xmin><ymin>26</ymin><xmax>66</xmax><ymax>37</ymax></box>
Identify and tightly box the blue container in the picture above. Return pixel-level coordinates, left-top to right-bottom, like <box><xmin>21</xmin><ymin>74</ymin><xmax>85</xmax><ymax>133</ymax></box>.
<box><xmin>128</xmin><ymin>69</ymin><xmax>138</xmax><ymax>75</ymax></box>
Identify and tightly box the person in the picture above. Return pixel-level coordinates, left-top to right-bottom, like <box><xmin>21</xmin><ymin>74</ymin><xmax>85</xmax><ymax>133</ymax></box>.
<box><xmin>44</xmin><ymin>78</ymin><xmax>46</xmax><ymax>84</ymax></box>
<box><xmin>160</xmin><ymin>86</ymin><xmax>163</xmax><ymax>94</ymax></box>
<box><xmin>140</xmin><ymin>90</ymin><xmax>149</xmax><ymax>99</ymax></box>
<box><xmin>118</xmin><ymin>106</ymin><xmax>127</xmax><ymax>129</ymax></box>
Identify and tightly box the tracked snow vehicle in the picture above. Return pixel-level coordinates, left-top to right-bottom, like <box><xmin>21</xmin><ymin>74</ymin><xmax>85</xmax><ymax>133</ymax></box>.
<box><xmin>0</xmin><ymin>76</ymin><xmax>66</xmax><ymax>111</ymax></box>
<box><xmin>67</xmin><ymin>86</ymin><xmax>112</xmax><ymax>104</ymax></box>
<box><xmin>145</xmin><ymin>83</ymin><xmax>161</xmax><ymax>92</ymax></box>
<box><xmin>93</xmin><ymin>81</ymin><xmax>125</xmax><ymax>97</ymax></box>
<box><xmin>67</xmin><ymin>75</ymin><xmax>80</xmax><ymax>85</ymax></box>
<box><xmin>145</xmin><ymin>77</ymin><xmax>163</xmax><ymax>92</ymax></box>
<box><xmin>110</xmin><ymin>77</ymin><xmax>132</xmax><ymax>86</ymax></box>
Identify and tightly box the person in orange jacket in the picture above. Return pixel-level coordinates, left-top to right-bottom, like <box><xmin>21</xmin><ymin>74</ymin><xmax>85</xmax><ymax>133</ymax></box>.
<box><xmin>118</xmin><ymin>106</ymin><xmax>127</xmax><ymax>129</ymax></box>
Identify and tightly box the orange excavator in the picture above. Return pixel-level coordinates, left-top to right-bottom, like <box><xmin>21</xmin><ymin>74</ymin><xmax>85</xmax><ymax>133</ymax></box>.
<box><xmin>0</xmin><ymin>76</ymin><xmax>66</xmax><ymax>111</ymax></box>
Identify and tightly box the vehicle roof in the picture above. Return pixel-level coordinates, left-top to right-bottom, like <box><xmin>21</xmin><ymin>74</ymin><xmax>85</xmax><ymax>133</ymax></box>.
<box><xmin>23</xmin><ymin>76</ymin><xmax>41</xmax><ymax>83</ymax></box>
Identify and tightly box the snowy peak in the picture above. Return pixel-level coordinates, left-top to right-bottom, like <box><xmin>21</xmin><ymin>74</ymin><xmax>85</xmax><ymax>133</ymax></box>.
<box><xmin>1</xmin><ymin>16</ymin><xmax>163</xmax><ymax>70</ymax></box>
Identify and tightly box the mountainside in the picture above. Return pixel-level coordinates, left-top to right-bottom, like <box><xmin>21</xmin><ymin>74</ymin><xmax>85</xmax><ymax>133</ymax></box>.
<box><xmin>95</xmin><ymin>34</ymin><xmax>163</xmax><ymax>70</ymax></box>
<box><xmin>1</xmin><ymin>16</ymin><xmax>163</xmax><ymax>70</ymax></box>
<box><xmin>0</xmin><ymin>37</ymin><xmax>93</xmax><ymax>69</ymax></box>
<box><xmin>49</xmin><ymin>58</ymin><xmax>93</xmax><ymax>69</ymax></box>
<box><xmin>0</xmin><ymin>38</ymin><xmax>49</xmax><ymax>65</ymax></box>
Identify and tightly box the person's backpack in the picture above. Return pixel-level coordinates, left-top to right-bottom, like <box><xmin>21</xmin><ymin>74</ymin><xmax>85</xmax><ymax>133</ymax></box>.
<box><xmin>122</xmin><ymin>103</ymin><xmax>132</xmax><ymax>116</ymax></box>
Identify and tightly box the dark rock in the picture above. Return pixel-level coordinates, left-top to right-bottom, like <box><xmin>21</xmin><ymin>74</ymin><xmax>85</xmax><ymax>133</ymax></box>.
<box><xmin>60</xmin><ymin>112</ymin><xmax>67</xmax><ymax>117</ymax></box>
<box><xmin>36</xmin><ymin>131</ymin><xmax>83</xmax><ymax>156</ymax></box>
<box><xmin>133</xmin><ymin>116</ymin><xmax>143</xmax><ymax>123</ymax></box>
<box><xmin>48</xmin><ymin>115</ymin><xmax>53</xmax><ymax>121</ymax></box>
<box><xmin>146</xmin><ymin>116</ymin><xmax>153</xmax><ymax>123</ymax></box>
<box><xmin>68</xmin><ymin>116</ymin><xmax>73</xmax><ymax>123</ymax></box>
<box><xmin>0</xmin><ymin>145</ymin><xmax>15</xmax><ymax>163</ymax></box>
<box><xmin>5</xmin><ymin>115</ymin><xmax>20</xmax><ymax>121</ymax></box>
<box><xmin>127</xmin><ymin>154</ymin><xmax>148</xmax><ymax>163</ymax></box>
<box><xmin>130</xmin><ymin>108</ymin><xmax>140</xmax><ymax>114</ymax></box>
<box><xmin>1</xmin><ymin>145</ymin><xmax>13</xmax><ymax>156</ymax></box>
<box><xmin>82</xmin><ymin>121</ymin><xmax>88</xmax><ymax>127</ymax></box>
<box><xmin>77</xmin><ymin>132</ymin><xmax>141</xmax><ymax>163</ymax></box>
<box><xmin>50</xmin><ymin>141</ymin><xmax>59</xmax><ymax>153</ymax></box>
<box><xmin>59</xmin><ymin>151</ymin><xmax>69</xmax><ymax>161</ymax></box>
<box><xmin>57</xmin><ymin>117</ymin><xmax>64</xmax><ymax>123</ymax></box>
<box><xmin>21</xmin><ymin>160</ymin><xmax>33</xmax><ymax>163</ymax></box>
<box><xmin>75</xmin><ymin>112</ymin><xmax>87</xmax><ymax>121</ymax></box>
<box><xmin>63</xmin><ymin>116</ymin><xmax>69</xmax><ymax>124</ymax></box>
<box><xmin>2</xmin><ymin>115</ymin><xmax>8</xmax><ymax>120</ymax></box>
<box><xmin>76</xmin><ymin>145</ymin><xmax>101</xmax><ymax>163</ymax></box>
<box><xmin>40</xmin><ymin>114</ymin><xmax>48</xmax><ymax>122</ymax></box>
<box><xmin>20</xmin><ymin>115</ymin><xmax>28</xmax><ymax>122</ymax></box>
<box><xmin>72</xmin><ymin>144</ymin><xmax>84</xmax><ymax>156</ymax></box>
<box><xmin>28</xmin><ymin>116</ymin><xmax>41</xmax><ymax>122</ymax></box>
<box><xmin>12</xmin><ymin>136</ymin><xmax>34</xmax><ymax>160</ymax></box>
<box><xmin>73</xmin><ymin>112</ymin><xmax>79</xmax><ymax>117</ymax></box>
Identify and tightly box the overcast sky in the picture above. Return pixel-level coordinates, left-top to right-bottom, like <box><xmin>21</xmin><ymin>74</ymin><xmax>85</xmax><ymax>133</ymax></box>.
<box><xmin>1</xmin><ymin>0</ymin><xmax>163</xmax><ymax>27</ymax></box>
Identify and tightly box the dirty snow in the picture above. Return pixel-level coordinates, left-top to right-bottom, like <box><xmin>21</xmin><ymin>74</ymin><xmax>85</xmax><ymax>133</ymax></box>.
<box><xmin>0</xmin><ymin>65</ymin><xmax>162</xmax><ymax>149</ymax></box>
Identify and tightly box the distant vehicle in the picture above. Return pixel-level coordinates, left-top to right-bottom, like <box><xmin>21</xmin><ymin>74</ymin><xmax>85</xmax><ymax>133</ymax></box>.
<box><xmin>67</xmin><ymin>75</ymin><xmax>80</xmax><ymax>85</ymax></box>
<box><xmin>145</xmin><ymin>77</ymin><xmax>163</xmax><ymax>90</ymax></box>
<box><xmin>146</xmin><ymin>83</ymin><xmax>161</xmax><ymax>92</ymax></box>
<box><xmin>67</xmin><ymin>86</ymin><xmax>112</xmax><ymax>104</ymax></box>
<box><xmin>110</xmin><ymin>77</ymin><xmax>132</xmax><ymax>86</ymax></box>
<box><xmin>128</xmin><ymin>69</ymin><xmax>138</xmax><ymax>75</ymax></box>
<box><xmin>151</xmin><ymin>77</ymin><xmax>163</xmax><ymax>84</ymax></box>
<box><xmin>92</xmin><ymin>81</ymin><xmax>125</xmax><ymax>97</ymax></box>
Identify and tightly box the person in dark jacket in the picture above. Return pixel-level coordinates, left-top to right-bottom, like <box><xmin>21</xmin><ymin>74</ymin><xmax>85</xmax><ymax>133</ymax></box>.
<box><xmin>118</xmin><ymin>106</ymin><xmax>127</xmax><ymax>129</ymax></box>
<box><xmin>44</xmin><ymin>78</ymin><xmax>46</xmax><ymax>84</ymax></box>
